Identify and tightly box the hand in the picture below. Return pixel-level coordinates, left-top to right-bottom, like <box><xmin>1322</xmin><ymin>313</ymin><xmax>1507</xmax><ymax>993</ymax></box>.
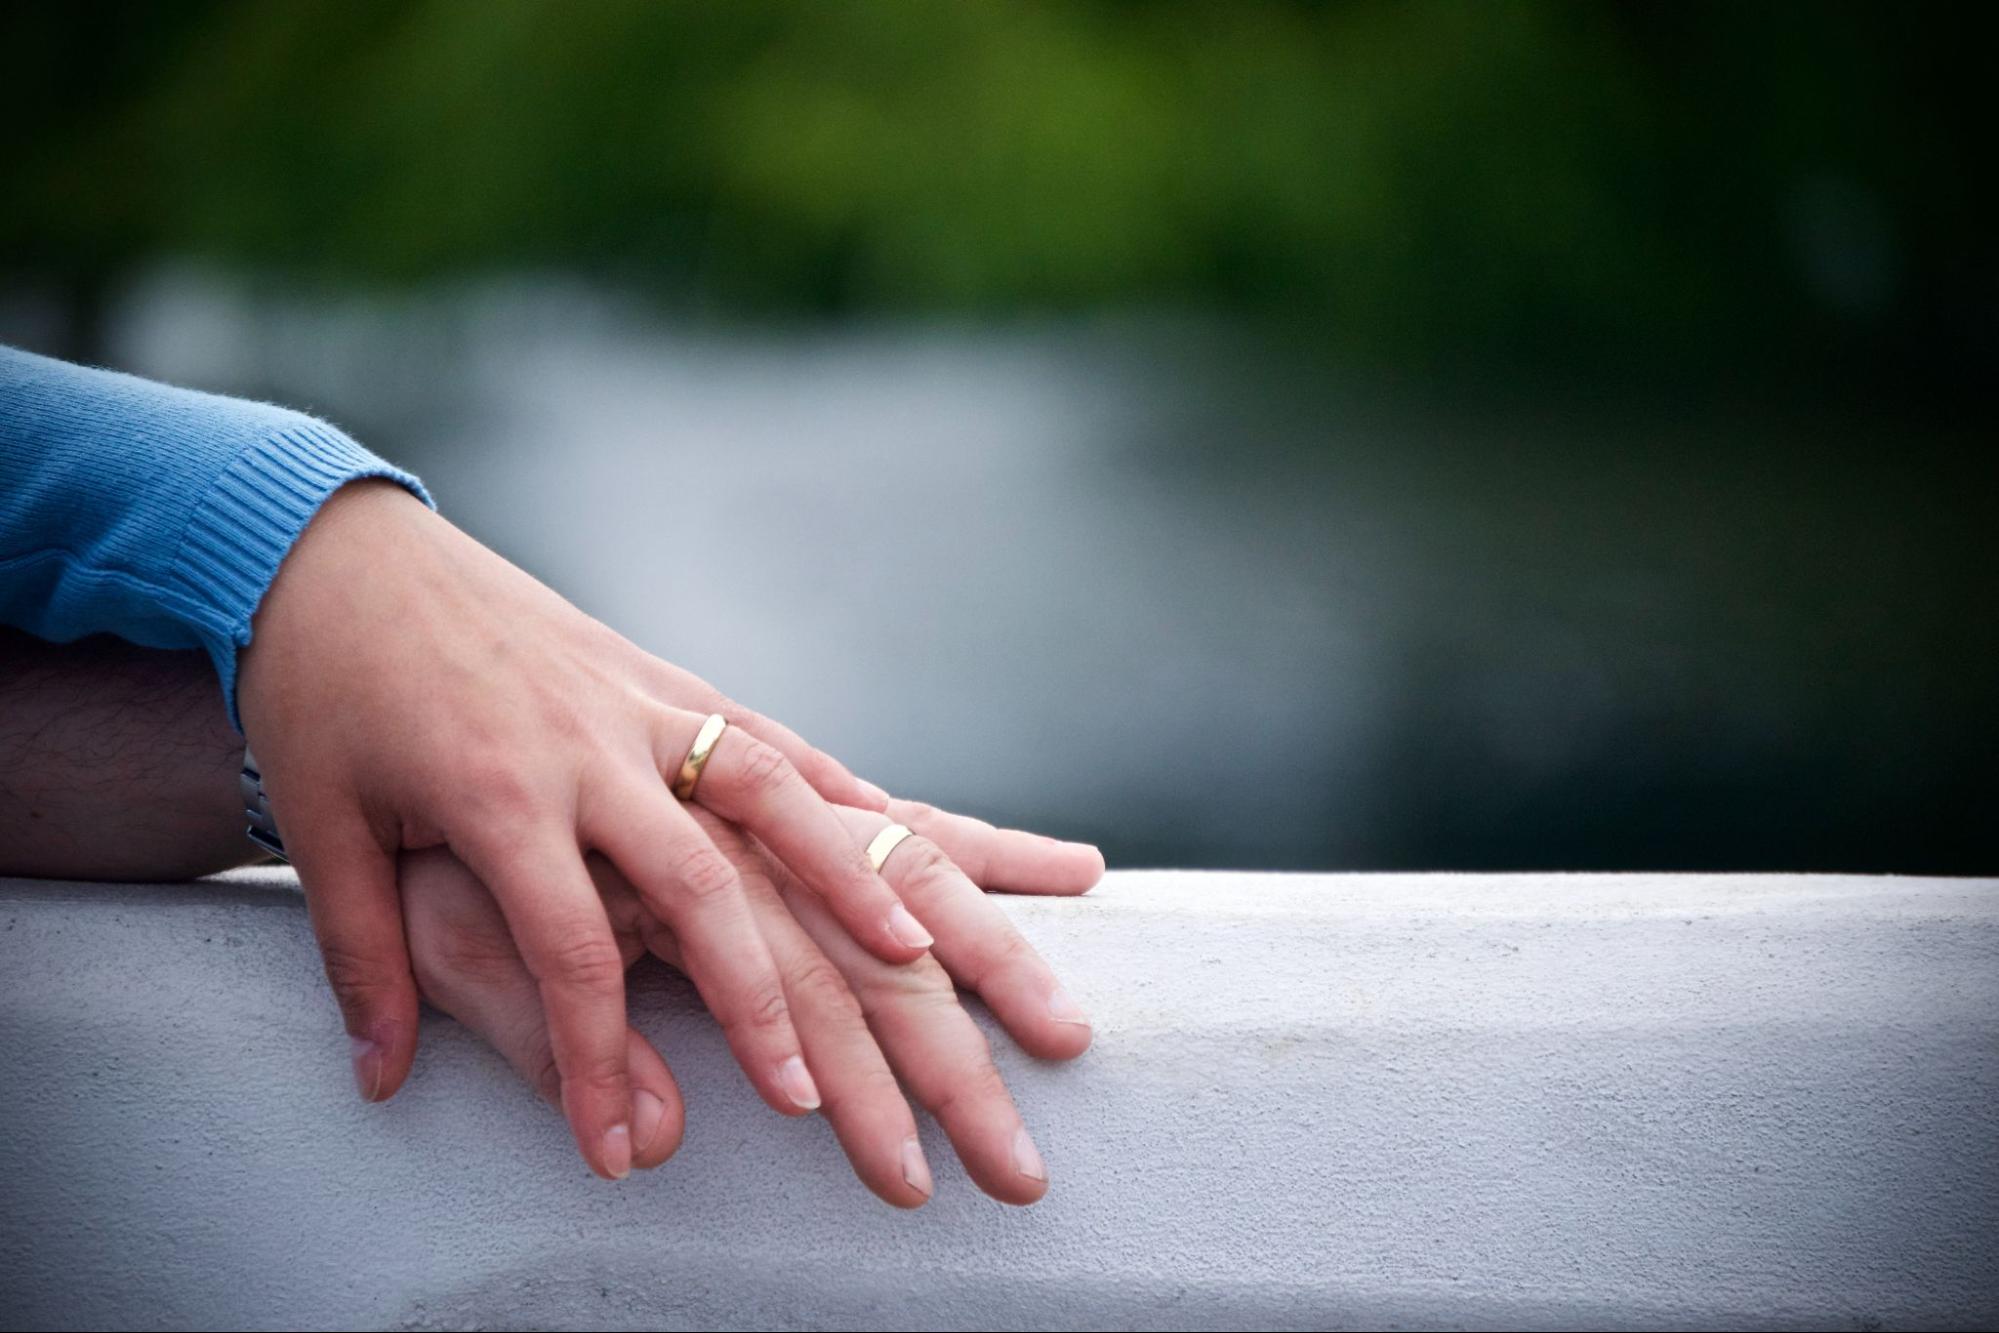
<box><xmin>238</xmin><ymin>480</ymin><xmax>933</xmax><ymax>1180</ymax></box>
<box><xmin>401</xmin><ymin>800</ymin><xmax>1103</xmax><ymax>1203</ymax></box>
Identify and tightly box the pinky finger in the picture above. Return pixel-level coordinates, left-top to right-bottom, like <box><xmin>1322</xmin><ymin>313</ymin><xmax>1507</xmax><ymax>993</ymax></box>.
<box><xmin>716</xmin><ymin>696</ymin><xmax>888</xmax><ymax>811</ymax></box>
<box><xmin>888</xmin><ymin>799</ymin><xmax>1104</xmax><ymax>897</ymax></box>
<box><xmin>842</xmin><ymin>811</ymin><xmax>1091</xmax><ymax>1063</ymax></box>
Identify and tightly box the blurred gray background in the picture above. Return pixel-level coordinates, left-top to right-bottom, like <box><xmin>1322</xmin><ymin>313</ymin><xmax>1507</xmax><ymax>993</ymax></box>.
<box><xmin>4</xmin><ymin>2</ymin><xmax>1993</xmax><ymax>872</ymax></box>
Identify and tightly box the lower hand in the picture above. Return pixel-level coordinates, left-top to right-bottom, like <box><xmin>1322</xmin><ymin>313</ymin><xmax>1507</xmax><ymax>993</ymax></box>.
<box><xmin>402</xmin><ymin>800</ymin><xmax>1101</xmax><ymax>1202</ymax></box>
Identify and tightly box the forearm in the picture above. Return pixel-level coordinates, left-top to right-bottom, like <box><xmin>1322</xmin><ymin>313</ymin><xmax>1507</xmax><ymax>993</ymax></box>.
<box><xmin>0</xmin><ymin>627</ymin><xmax>254</xmax><ymax>880</ymax></box>
<box><xmin>0</xmin><ymin>344</ymin><xmax>430</xmax><ymax>723</ymax></box>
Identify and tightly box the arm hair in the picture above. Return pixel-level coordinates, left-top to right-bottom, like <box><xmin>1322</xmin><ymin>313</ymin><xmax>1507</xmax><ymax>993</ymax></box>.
<box><xmin>0</xmin><ymin>628</ymin><xmax>258</xmax><ymax>880</ymax></box>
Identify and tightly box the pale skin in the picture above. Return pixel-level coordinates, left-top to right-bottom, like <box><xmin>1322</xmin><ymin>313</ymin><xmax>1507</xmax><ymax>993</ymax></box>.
<box><xmin>0</xmin><ymin>552</ymin><xmax>1102</xmax><ymax>1204</ymax></box>
<box><xmin>230</xmin><ymin>479</ymin><xmax>1103</xmax><ymax>1182</ymax></box>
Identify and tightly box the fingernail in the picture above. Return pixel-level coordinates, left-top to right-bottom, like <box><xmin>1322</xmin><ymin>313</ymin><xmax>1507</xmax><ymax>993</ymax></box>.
<box><xmin>1047</xmin><ymin>986</ymin><xmax>1092</xmax><ymax>1028</ymax></box>
<box><xmin>633</xmin><ymin>1090</ymin><xmax>666</xmax><ymax>1156</ymax></box>
<box><xmin>777</xmin><ymin>1055</ymin><xmax>822</xmax><ymax>1111</ymax></box>
<box><xmin>887</xmin><ymin>903</ymin><xmax>934</xmax><ymax>950</ymax></box>
<box><xmin>857</xmin><ymin>778</ymin><xmax>892</xmax><ymax>808</ymax></box>
<box><xmin>1012</xmin><ymin>1126</ymin><xmax>1047</xmax><ymax>1182</ymax></box>
<box><xmin>901</xmin><ymin>1135</ymin><xmax>933</xmax><ymax>1197</ymax></box>
<box><xmin>1047</xmin><ymin>834</ymin><xmax>1104</xmax><ymax>860</ymax></box>
<box><xmin>349</xmin><ymin>1035</ymin><xmax>382</xmax><ymax>1101</ymax></box>
<box><xmin>601</xmin><ymin>1123</ymin><xmax>632</xmax><ymax>1181</ymax></box>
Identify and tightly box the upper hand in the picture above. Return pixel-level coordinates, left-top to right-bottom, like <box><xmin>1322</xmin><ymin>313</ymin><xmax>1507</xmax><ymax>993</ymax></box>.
<box><xmin>238</xmin><ymin>480</ymin><xmax>931</xmax><ymax>1179</ymax></box>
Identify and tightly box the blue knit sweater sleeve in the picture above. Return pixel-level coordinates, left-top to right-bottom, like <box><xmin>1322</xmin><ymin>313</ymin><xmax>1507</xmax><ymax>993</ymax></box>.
<box><xmin>0</xmin><ymin>345</ymin><xmax>433</xmax><ymax>724</ymax></box>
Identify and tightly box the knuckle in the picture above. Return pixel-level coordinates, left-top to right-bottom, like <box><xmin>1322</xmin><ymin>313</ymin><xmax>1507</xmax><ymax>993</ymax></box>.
<box><xmin>531</xmin><ymin>692</ymin><xmax>585</xmax><ymax>746</ymax></box>
<box><xmin>864</xmin><ymin>954</ymin><xmax>956</xmax><ymax>1012</ymax></box>
<box><xmin>967</xmin><ymin>929</ymin><xmax>1035</xmax><ymax>990</ymax></box>
<box><xmin>994</xmin><ymin>926</ymin><xmax>1034</xmax><ymax>963</ymax></box>
<box><xmin>460</xmin><ymin>758</ymin><xmax>539</xmax><ymax>823</ymax></box>
<box><xmin>535</xmin><ymin>929</ymin><xmax>627</xmax><ymax>992</ymax></box>
<box><xmin>740</xmin><ymin>982</ymin><xmax>793</xmax><ymax>1034</ymax></box>
<box><xmin>667</xmin><ymin>843</ymin><xmax>741</xmax><ymax>904</ymax></box>
<box><xmin>731</xmin><ymin>739</ymin><xmax>796</xmax><ymax>801</ymax></box>
<box><xmin>413</xmin><ymin>929</ymin><xmax>520</xmax><ymax>992</ymax></box>
<box><xmin>842</xmin><ymin>1060</ymin><xmax>905</xmax><ymax>1108</ymax></box>
<box><xmin>929</xmin><ymin>1053</ymin><xmax>1009</xmax><ymax>1122</ymax></box>
<box><xmin>813</xmin><ymin>1056</ymin><xmax>902</xmax><ymax>1117</ymax></box>
<box><xmin>318</xmin><ymin>940</ymin><xmax>404</xmax><ymax>1009</ymax></box>
<box><xmin>788</xmin><ymin>958</ymin><xmax>861</xmax><ymax>1018</ymax></box>
<box><xmin>896</xmin><ymin>837</ymin><xmax>955</xmax><ymax>888</ymax></box>
<box><xmin>561</xmin><ymin>1050</ymin><xmax>629</xmax><ymax>1099</ymax></box>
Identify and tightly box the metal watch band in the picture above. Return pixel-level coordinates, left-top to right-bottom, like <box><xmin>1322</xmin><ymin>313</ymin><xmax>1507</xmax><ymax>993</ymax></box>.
<box><xmin>240</xmin><ymin>747</ymin><xmax>289</xmax><ymax>862</ymax></box>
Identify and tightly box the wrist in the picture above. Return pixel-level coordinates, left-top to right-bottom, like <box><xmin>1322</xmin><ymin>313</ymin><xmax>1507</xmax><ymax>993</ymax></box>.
<box><xmin>236</xmin><ymin>479</ymin><xmax>433</xmax><ymax>747</ymax></box>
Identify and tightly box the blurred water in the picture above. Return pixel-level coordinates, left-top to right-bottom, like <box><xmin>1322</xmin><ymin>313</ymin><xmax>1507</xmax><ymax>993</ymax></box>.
<box><xmin>89</xmin><ymin>271</ymin><xmax>1997</xmax><ymax>872</ymax></box>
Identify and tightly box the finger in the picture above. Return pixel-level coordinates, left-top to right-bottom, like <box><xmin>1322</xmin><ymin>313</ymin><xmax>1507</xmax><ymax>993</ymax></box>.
<box><xmin>888</xmin><ymin>799</ymin><xmax>1104</xmax><ymax>896</ymax></box>
<box><xmin>464</xmin><ymin>1013</ymin><xmax>686</xmax><ymax>1171</ymax></box>
<box><xmin>621</xmin><ymin>1027</ymin><xmax>687</xmax><ymax>1169</ymax></box>
<box><xmin>453</xmin><ymin>823</ymin><xmax>633</xmax><ymax>1181</ymax></box>
<box><xmin>637</xmin><ymin>894</ymin><xmax>934</xmax><ymax>1209</ymax></box>
<box><xmin>650</xmin><ymin>664</ymin><xmax>888</xmax><ymax>810</ymax></box>
<box><xmin>400</xmin><ymin>847</ymin><xmax>686</xmax><ymax>1170</ymax></box>
<box><xmin>775</xmin><ymin>868</ymin><xmax>1047</xmax><ymax>1207</ymax></box>
<box><xmin>584</xmin><ymin>779</ymin><xmax>819</xmax><ymax>1118</ymax></box>
<box><xmin>717</xmin><ymin>697</ymin><xmax>889</xmax><ymax>812</ymax></box>
<box><xmin>658</xmin><ymin>710</ymin><xmax>930</xmax><ymax>964</ymax></box>
<box><xmin>841</xmin><ymin>810</ymin><xmax>1091</xmax><ymax>1062</ymax></box>
<box><xmin>673</xmin><ymin>806</ymin><xmax>932</xmax><ymax>1208</ymax></box>
<box><xmin>751</xmin><ymin>915</ymin><xmax>933</xmax><ymax>1208</ymax></box>
<box><xmin>285</xmin><ymin>808</ymin><xmax>421</xmax><ymax>1104</ymax></box>
<box><xmin>586</xmin><ymin>851</ymin><xmax>657</xmax><ymax>970</ymax></box>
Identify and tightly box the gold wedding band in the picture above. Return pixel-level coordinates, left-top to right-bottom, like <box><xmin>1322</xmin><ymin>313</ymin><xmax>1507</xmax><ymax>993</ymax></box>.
<box><xmin>865</xmin><ymin>823</ymin><xmax>915</xmax><ymax>873</ymax></box>
<box><xmin>672</xmin><ymin>713</ymin><xmax>728</xmax><ymax>800</ymax></box>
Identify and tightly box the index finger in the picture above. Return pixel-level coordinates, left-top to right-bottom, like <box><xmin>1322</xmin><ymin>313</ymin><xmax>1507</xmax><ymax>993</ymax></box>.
<box><xmin>646</xmin><ymin>665</ymin><xmax>888</xmax><ymax>810</ymax></box>
<box><xmin>454</xmin><ymin>823</ymin><xmax>634</xmax><ymax>1181</ymax></box>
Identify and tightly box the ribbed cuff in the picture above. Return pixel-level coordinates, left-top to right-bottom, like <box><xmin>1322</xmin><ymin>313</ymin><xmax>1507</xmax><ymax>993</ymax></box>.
<box><xmin>171</xmin><ymin>418</ymin><xmax>434</xmax><ymax>728</ymax></box>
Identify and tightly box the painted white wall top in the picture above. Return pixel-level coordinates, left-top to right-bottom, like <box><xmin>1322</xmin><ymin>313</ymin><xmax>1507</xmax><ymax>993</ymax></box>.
<box><xmin>2</xmin><ymin>869</ymin><xmax>1995</xmax><ymax>1331</ymax></box>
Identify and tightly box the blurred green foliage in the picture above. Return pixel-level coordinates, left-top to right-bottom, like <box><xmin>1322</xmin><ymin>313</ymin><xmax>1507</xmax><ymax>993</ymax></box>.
<box><xmin>2</xmin><ymin>1</ymin><xmax>1990</xmax><ymax>387</ymax></box>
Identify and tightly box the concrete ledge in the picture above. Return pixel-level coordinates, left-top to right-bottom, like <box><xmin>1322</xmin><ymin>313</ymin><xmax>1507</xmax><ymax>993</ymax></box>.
<box><xmin>2</xmin><ymin>870</ymin><xmax>1996</xmax><ymax>1330</ymax></box>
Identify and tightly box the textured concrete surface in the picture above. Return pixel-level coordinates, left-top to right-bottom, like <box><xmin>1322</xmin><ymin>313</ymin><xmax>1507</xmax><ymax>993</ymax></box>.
<box><xmin>1</xmin><ymin>869</ymin><xmax>1995</xmax><ymax>1331</ymax></box>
